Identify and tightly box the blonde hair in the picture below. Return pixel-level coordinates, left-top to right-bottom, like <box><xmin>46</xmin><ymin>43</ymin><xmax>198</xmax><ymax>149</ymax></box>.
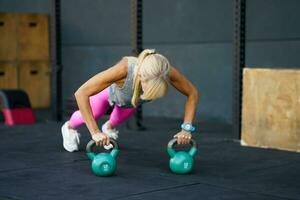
<box><xmin>131</xmin><ymin>49</ymin><xmax>171</xmax><ymax>107</ymax></box>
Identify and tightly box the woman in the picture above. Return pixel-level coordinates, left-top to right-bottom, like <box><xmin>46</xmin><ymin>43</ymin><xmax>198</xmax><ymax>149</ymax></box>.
<box><xmin>61</xmin><ymin>49</ymin><xmax>199</xmax><ymax>152</ymax></box>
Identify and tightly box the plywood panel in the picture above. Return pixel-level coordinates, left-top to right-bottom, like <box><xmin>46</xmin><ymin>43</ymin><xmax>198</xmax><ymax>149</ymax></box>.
<box><xmin>18</xmin><ymin>14</ymin><xmax>49</xmax><ymax>61</ymax></box>
<box><xmin>0</xmin><ymin>63</ymin><xmax>17</xmax><ymax>89</ymax></box>
<box><xmin>18</xmin><ymin>62</ymin><xmax>50</xmax><ymax>108</ymax></box>
<box><xmin>241</xmin><ymin>68</ymin><xmax>300</xmax><ymax>152</ymax></box>
<box><xmin>0</xmin><ymin>13</ymin><xmax>17</xmax><ymax>61</ymax></box>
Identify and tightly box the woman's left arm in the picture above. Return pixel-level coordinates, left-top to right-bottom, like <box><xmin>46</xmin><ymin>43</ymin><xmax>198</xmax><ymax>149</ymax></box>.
<box><xmin>169</xmin><ymin>66</ymin><xmax>200</xmax><ymax>145</ymax></box>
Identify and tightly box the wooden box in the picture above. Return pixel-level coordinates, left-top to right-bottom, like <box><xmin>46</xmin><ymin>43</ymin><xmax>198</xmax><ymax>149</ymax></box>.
<box><xmin>241</xmin><ymin>68</ymin><xmax>300</xmax><ymax>152</ymax></box>
<box><xmin>18</xmin><ymin>14</ymin><xmax>49</xmax><ymax>61</ymax></box>
<box><xmin>0</xmin><ymin>63</ymin><xmax>17</xmax><ymax>89</ymax></box>
<box><xmin>0</xmin><ymin>13</ymin><xmax>17</xmax><ymax>61</ymax></box>
<box><xmin>18</xmin><ymin>62</ymin><xmax>50</xmax><ymax>108</ymax></box>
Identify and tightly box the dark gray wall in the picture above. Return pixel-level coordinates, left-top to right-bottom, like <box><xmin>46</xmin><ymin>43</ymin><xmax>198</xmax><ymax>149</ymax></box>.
<box><xmin>1</xmin><ymin>0</ymin><xmax>300</xmax><ymax>125</ymax></box>
<box><xmin>60</xmin><ymin>0</ymin><xmax>131</xmax><ymax>104</ymax></box>
<box><xmin>246</xmin><ymin>0</ymin><xmax>300</xmax><ymax>68</ymax></box>
<box><xmin>143</xmin><ymin>0</ymin><xmax>233</xmax><ymax>124</ymax></box>
<box><xmin>0</xmin><ymin>0</ymin><xmax>51</xmax><ymax>13</ymax></box>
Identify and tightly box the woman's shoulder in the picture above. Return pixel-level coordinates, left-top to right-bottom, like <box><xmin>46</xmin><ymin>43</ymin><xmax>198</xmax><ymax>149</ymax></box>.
<box><xmin>123</xmin><ymin>56</ymin><xmax>138</xmax><ymax>65</ymax></box>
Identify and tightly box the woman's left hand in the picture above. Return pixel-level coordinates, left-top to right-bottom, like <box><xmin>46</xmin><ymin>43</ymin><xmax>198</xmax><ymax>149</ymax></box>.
<box><xmin>174</xmin><ymin>130</ymin><xmax>192</xmax><ymax>145</ymax></box>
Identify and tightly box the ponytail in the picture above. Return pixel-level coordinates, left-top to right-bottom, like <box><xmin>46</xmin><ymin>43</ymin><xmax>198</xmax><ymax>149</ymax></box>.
<box><xmin>131</xmin><ymin>49</ymin><xmax>156</xmax><ymax>107</ymax></box>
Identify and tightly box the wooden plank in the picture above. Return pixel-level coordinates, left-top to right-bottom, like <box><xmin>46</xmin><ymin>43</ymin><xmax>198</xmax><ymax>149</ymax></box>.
<box><xmin>0</xmin><ymin>13</ymin><xmax>17</xmax><ymax>61</ymax></box>
<box><xmin>18</xmin><ymin>62</ymin><xmax>51</xmax><ymax>108</ymax></box>
<box><xmin>0</xmin><ymin>63</ymin><xmax>17</xmax><ymax>89</ymax></box>
<box><xmin>18</xmin><ymin>14</ymin><xmax>49</xmax><ymax>61</ymax></box>
<box><xmin>242</xmin><ymin>68</ymin><xmax>300</xmax><ymax>153</ymax></box>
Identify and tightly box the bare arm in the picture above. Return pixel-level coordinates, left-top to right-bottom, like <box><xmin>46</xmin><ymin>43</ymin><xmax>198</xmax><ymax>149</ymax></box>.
<box><xmin>169</xmin><ymin>66</ymin><xmax>200</xmax><ymax>124</ymax></box>
<box><xmin>74</xmin><ymin>58</ymin><xmax>128</xmax><ymax>138</ymax></box>
<box><xmin>169</xmin><ymin>66</ymin><xmax>200</xmax><ymax>145</ymax></box>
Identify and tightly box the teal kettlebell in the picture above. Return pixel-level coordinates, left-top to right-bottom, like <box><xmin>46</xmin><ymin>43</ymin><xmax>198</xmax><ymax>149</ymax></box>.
<box><xmin>86</xmin><ymin>139</ymin><xmax>119</xmax><ymax>177</ymax></box>
<box><xmin>167</xmin><ymin>138</ymin><xmax>197</xmax><ymax>174</ymax></box>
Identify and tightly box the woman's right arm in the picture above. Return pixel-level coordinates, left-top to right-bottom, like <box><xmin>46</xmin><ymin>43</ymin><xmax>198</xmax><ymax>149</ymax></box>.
<box><xmin>74</xmin><ymin>58</ymin><xmax>128</xmax><ymax>145</ymax></box>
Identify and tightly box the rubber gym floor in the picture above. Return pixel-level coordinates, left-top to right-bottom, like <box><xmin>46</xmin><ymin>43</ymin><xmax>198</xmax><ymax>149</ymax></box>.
<box><xmin>0</xmin><ymin>112</ymin><xmax>300</xmax><ymax>200</ymax></box>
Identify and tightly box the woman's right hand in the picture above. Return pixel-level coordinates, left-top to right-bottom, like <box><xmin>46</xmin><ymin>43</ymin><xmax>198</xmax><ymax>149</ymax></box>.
<box><xmin>92</xmin><ymin>132</ymin><xmax>110</xmax><ymax>146</ymax></box>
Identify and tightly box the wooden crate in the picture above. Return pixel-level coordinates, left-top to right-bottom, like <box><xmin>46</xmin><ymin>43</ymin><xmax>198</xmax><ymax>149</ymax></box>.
<box><xmin>0</xmin><ymin>13</ymin><xmax>17</xmax><ymax>61</ymax></box>
<box><xmin>18</xmin><ymin>62</ymin><xmax>50</xmax><ymax>108</ymax></box>
<box><xmin>18</xmin><ymin>14</ymin><xmax>49</xmax><ymax>61</ymax></box>
<box><xmin>0</xmin><ymin>63</ymin><xmax>17</xmax><ymax>89</ymax></box>
<box><xmin>241</xmin><ymin>68</ymin><xmax>300</xmax><ymax>153</ymax></box>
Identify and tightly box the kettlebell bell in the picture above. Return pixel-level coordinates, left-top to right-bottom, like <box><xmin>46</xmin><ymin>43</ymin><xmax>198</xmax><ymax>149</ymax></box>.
<box><xmin>86</xmin><ymin>139</ymin><xmax>119</xmax><ymax>176</ymax></box>
<box><xmin>167</xmin><ymin>138</ymin><xmax>197</xmax><ymax>174</ymax></box>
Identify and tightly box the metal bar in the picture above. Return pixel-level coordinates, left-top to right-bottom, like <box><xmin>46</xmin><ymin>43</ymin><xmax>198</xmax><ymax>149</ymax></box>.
<box><xmin>233</xmin><ymin>0</ymin><xmax>246</xmax><ymax>139</ymax></box>
<box><xmin>50</xmin><ymin>0</ymin><xmax>63</xmax><ymax>121</ymax></box>
<box><xmin>127</xmin><ymin>0</ymin><xmax>145</xmax><ymax>130</ymax></box>
<box><xmin>131</xmin><ymin>0</ymin><xmax>143</xmax><ymax>54</ymax></box>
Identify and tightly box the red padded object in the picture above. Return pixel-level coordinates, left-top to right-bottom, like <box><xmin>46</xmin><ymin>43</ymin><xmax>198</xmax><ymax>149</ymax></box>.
<box><xmin>2</xmin><ymin>108</ymin><xmax>36</xmax><ymax>126</ymax></box>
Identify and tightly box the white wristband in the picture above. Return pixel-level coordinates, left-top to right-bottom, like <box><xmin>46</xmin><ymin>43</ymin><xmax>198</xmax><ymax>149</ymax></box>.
<box><xmin>92</xmin><ymin>132</ymin><xmax>105</xmax><ymax>142</ymax></box>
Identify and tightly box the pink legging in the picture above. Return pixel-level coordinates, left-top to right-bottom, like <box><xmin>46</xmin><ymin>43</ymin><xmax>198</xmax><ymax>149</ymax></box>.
<box><xmin>69</xmin><ymin>88</ymin><xmax>136</xmax><ymax>129</ymax></box>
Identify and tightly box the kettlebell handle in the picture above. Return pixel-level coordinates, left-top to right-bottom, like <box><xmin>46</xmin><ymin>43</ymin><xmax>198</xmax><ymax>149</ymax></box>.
<box><xmin>86</xmin><ymin>139</ymin><xmax>119</xmax><ymax>153</ymax></box>
<box><xmin>167</xmin><ymin>138</ymin><xmax>197</xmax><ymax>158</ymax></box>
<box><xmin>167</xmin><ymin>138</ymin><xmax>197</xmax><ymax>149</ymax></box>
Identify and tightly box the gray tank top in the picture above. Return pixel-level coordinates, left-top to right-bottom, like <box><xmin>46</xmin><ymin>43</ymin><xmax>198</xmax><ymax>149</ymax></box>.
<box><xmin>108</xmin><ymin>56</ymin><xmax>149</xmax><ymax>108</ymax></box>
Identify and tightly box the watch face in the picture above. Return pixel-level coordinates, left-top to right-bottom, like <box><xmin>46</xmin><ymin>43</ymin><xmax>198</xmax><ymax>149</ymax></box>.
<box><xmin>185</xmin><ymin>124</ymin><xmax>191</xmax><ymax>129</ymax></box>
